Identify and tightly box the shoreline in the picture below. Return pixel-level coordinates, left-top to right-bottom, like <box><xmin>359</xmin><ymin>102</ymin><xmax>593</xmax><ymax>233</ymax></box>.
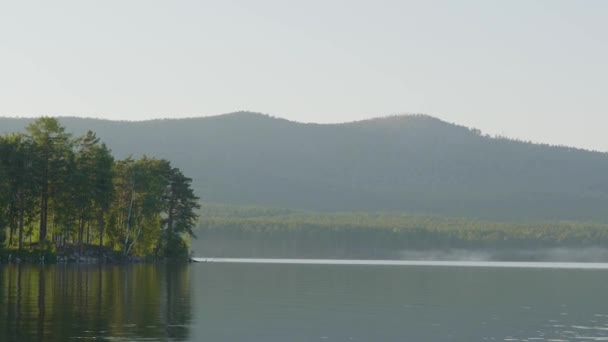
<box><xmin>0</xmin><ymin>248</ymin><xmax>192</xmax><ymax>264</ymax></box>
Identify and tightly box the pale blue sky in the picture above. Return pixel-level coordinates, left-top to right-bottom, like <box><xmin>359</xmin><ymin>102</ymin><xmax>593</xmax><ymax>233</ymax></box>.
<box><xmin>1</xmin><ymin>1</ymin><xmax>607</xmax><ymax>150</ymax></box>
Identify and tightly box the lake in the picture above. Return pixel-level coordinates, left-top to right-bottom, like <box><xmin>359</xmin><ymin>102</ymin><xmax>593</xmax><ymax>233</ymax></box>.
<box><xmin>2</xmin><ymin>261</ymin><xmax>608</xmax><ymax>341</ymax></box>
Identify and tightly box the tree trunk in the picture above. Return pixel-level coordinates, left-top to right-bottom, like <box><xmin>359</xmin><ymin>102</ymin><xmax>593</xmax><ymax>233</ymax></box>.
<box><xmin>98</xmin><ymin>210</ymin><xmax>105</xmax><ymax>248</ymax></box>
<box><xmin>78</xmin><ymin>215</ymin><xmax>85</xmax><ymax>254</ymax></box>
<box><xmin>8</xmin><ymin>224</ymin><xmax>14</xmax><ymax>247</ymax></box>
<box><xmin>39</xmin><ymin>195</ymin><xmax>48</xmax><ymax>242</ymax></box>
<box><xmin>17</xmin><ymin>208</ymin><xmax>24</xmax><ymax>250</ymax></box>
<box><xmin>86</xmin><ymin>221</ymin><xmax>91</xmax><ymax>244</ymax></box>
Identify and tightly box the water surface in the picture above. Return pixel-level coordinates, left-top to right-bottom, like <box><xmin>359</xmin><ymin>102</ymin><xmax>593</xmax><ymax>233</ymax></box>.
<box><xmin>2</xmin><ymin>261</ymin><xmax>608</xmax><ymax>341</ymax></box>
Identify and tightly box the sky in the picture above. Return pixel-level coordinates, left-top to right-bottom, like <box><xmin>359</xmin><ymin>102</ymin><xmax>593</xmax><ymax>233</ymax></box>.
<box><xmin>1</xmin><ymin>0</ymin><xmax>607</xmax><ymax>151</ymax></box>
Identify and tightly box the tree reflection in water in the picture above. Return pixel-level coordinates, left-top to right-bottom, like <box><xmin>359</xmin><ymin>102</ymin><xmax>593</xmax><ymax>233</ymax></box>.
<box><xmin>0</xmin><ymin>263</ymin><xmax>192</xmax><ymax>342</ymax></box>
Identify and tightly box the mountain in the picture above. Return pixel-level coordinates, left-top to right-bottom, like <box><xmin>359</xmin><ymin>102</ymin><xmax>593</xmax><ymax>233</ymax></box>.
<box><xmin>1</xmin><ymin>112</ymin><xmax>607</xmax><ymax>221</ymax></box>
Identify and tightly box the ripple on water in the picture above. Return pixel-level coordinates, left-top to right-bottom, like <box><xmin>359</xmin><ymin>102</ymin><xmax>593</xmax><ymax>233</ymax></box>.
<box><xmin>509</xmin><ymin>316</ymin><xmax>608</xmax><ymax>342</ymax></box>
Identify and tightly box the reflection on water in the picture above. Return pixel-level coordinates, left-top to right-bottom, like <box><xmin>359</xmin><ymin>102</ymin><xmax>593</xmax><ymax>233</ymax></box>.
<box><xmin>0</xmin><ymin>263</ymin><xmax>192</xmax><ymax>342</ymax></box>
<box><xmin>2</xmin><ymin>262</ymin><xmax>608</xmax><ymax>341</ymax></box>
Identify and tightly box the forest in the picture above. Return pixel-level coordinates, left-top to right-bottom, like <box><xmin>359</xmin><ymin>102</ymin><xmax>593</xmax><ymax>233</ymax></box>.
<box><xmin>194</xmin><ymin>204</ymin><xmax>608</xmax><ymax>259</ymax></box>
<box><xmin>0</xmin><ymin>118</ymin><xmax>199</xmax><ymax>260</ymax></box>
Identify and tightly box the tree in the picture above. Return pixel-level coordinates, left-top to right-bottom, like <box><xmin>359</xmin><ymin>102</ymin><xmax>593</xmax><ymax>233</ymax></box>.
<box><xmin>108</xmin><ymin>157</ymin><xmax>170</xmax><ymax>256</ymax></box>
<box><xmin>108</xmin><ymin>157</ymin><xmax>199</xmax><ymax>257</ymax></box>
<box><xmin>69</xmin><ymin>131</ymin><xmax>114</xmax><ymax>251</ymax></box>
<box><xmin>90</xmin><ymin>142</ymin><xmax>114</xmax><ymax>248</ymax></box>
<box><xmin>26</xmin><ymin>117</ymin><xmax>72</xmax><ymax>243</ymax></box>
<box><xmin>0</xmin><ymin>138</ymin><xmax>9</xmax><ymax>246</ymax></box>
<box><xmin>158</xmin><ymin>167</ymin><xmax>200</xmax><ymax>257</ymax></box>
<box><xmin>0</xmin><ymin>134</ymin><xmax>37</xmax><ymax>249</ymax></box>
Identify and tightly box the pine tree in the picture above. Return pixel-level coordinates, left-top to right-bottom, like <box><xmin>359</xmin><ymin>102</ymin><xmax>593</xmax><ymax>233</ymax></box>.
<box><xmin>0</xmin><ymin>134</ymin><xmax>37</xmax><ymax>249</ymax></box>
<box><xmin>159</xmin><ymin>167</ymin><xmax>200</xmax><ymax>257</ymax></box>
<box><xmin>26</xmin><ymin>117</ymin><xmax>73</xmax><ymax>243</ymax></box>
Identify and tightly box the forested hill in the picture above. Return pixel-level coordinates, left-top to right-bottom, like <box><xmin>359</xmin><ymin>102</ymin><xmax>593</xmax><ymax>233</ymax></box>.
<box><xmin>1</xmin><ymin>112</ymin><xmax>607</xmax><ymax>221</ymax></box>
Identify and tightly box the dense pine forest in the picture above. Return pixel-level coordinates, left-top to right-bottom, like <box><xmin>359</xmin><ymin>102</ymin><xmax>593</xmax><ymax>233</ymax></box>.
<box><xmin>0</xmin><ymin>118</ymin><xmax>199</xmax><ymax>260</ymax></box>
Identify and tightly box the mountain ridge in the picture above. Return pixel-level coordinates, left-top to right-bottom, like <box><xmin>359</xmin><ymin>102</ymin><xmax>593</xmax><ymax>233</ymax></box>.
<box><xmin>0</xmin><ymin>112</ymin><xmax>599</xmax><ymax>152</ymax></box>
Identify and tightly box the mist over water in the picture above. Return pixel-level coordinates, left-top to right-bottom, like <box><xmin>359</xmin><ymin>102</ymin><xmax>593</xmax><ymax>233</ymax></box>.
<box><xmin>195</xmin><ymin>236</ymin><xmax>608</xmax><ymax>262</ymax></box>
<box><xmin>397</xmin><ymin>247</ymin><xmax>608</xmax><ymax>263</ymax></box>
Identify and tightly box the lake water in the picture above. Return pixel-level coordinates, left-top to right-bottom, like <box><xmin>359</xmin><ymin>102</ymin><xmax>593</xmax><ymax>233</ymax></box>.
<box><xmin>2</xmin><ymin>260</ymin><xmax>608</xmax><ymax>341</ymax></box>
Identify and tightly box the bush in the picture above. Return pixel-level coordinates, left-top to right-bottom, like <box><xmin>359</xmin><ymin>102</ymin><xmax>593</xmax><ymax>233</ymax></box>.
<box><xmin>162</xmin><ymin>235</ymin><xmax>190</xmax><ymax>259</ymax></box>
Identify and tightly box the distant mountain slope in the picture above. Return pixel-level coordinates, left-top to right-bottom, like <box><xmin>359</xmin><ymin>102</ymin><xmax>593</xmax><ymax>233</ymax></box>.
<box><xmin>1</xmin><ymin>112</ymin><xmax>607</xmax><ymax>221</ymax></box>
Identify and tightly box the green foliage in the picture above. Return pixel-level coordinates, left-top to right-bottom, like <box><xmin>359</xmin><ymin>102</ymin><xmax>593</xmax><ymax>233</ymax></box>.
<box><xmin>108</xmin><ymin>157</ymin><xmax>170</xmax><ymax>255</ymax></box>
<box><xmin>168</xmin><ymin>168</ymin><xmax>200</xmax><ymax>235</ymax></box>
<box><xmin>0</xmin><ymin>118</ymin><xmax>199</xmax><ymax>259</ymax></box>
<box><xmin>0</xmin><ymin>133</ymin><xmax>37</xmax><ymax>249</ymax></box>
<box><xmin>163</xmin><ymin>234</ymin><xmax>191</xmax><ymax>259</ymax></box>
<box><xmin>26</xmin><ymin>117</ymin><xmax>74</xmax><ymax>241</ymax></box>
<box><xmin>0</xmin><ymin>225</ymin><xmax>5</xmax><ymax>246</ymax></box>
